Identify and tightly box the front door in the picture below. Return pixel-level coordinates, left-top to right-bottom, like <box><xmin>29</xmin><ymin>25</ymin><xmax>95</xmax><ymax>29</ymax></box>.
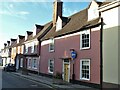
<box><xmin>63</xmin><ymin>59</ymin><xmax>70</xmax><ymax>82</ymax></box>
<box><xmin>64</xmin><ymin>63</ymin><xmax>69</xmax><ymax>82</ymax></box>
<box><xmin>16</xmin><ymin>57</ymin><xmax>19</xmax><ymax>70</ymax></box>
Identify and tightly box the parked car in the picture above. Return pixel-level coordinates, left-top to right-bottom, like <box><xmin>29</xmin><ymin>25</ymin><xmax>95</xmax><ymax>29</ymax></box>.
<box><xmin>3</xmin><ymin>63</ymin><xmax>16</xmax><ymax>72</ymax></box>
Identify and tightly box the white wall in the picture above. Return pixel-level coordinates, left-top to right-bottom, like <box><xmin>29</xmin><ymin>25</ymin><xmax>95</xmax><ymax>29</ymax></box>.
<box><xmin>88</xmin><ymin>0</ymin><xmax>99</xmax><ymax>21</ymax></box>
<box><xmin>56</xmin><ymin>16</ymin><xmax>62</xmax><ymax>31</ymax></box>
<box><xmin>99</xmin><ymin>1</ymin><xmax>120</xmax><ymax>85</ymax></box>
<box><xmin>101</xmin><ymin>7</ymin><xmax>120</xmax><ymax>29</ymax></box>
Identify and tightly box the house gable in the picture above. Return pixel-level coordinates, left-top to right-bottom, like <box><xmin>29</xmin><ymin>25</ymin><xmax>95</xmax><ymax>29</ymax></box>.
<box><xmin>88</xmin><ymin>0</ymin><xmax>99</xmax><ymax>21</ymax></box>
<box><xmin>56</xmin><ymin>16</ymin><xmax>62</xmax><ymax>31</ymax></box>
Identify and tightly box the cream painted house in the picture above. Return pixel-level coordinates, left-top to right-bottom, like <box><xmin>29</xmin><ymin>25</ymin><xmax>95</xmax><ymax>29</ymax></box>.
<box><xmin>98</xmin><ymin>0</ymin><xmax>120</xmax><ymax>88</ymax></box>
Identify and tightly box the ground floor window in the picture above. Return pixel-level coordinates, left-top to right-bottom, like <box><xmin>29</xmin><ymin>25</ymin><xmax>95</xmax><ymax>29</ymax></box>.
<box><xmin>20</xmin><ymin>58</ymin><xmax>23</xmax><ymax>67</ymax></box>
<box><xmin>80</xmin><ymin>59</ymin><xmax>90</xmax><ymax>80</ymax></box>
<box><xmin>48</xmin><ymin>59</ymin><xmax>54</xmax><ymax>74</ymax></box>
<box><xmin>28</xmin><ymin>58</ymin><xmax>31</xmax><ymax>68</ymax></box>
<box><xmin>32</xmin><ymin>58</ymin><xmax>37</xmax><ymax>69</ymax></box>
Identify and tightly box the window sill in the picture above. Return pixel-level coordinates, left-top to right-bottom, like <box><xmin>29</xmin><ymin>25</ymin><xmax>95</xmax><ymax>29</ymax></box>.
<box><xmin>32</xmin><ymin>67</ymin><xmax>37</xmax><ymax>69</ymax></box>
<box><xmin>49</xmin><ymin>50</ymin><xmax>54</xmax><ymax>53</ymax></box>
<box><xmin>80</xmin><ymin>78</ymin><xmax>90</xmax><ymax>81</ymax></box>
<box><xmin>80</xmin><ymin>47</ymin><xmax>90</xmax><ymax>50</ymax></box>
<box><xmin>48</xmin><ymin>71</ymin><xmax>53</xmax><ymax>74</ymax></box>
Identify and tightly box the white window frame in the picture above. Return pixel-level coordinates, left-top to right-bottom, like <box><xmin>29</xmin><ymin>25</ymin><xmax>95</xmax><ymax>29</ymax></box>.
<box><xmin>28</xmin><ymin>58</ymin><xmax>32</xmax><ymax>68</ymax></box>
<box><xmin>21</xmin><ymin>45</ymin><xmax>24</xmax><ymax>54</ymax></box>
<box><xmin>20</xmin><ymin>58</ymin><xmax>23</xmax><ymax>67</ymax></box>
<box><xmin>49</xmin><ymin>38</ymin><xmax>54</xmax><ymax>52</ymax></box>
<box><xmin>48</xmin><ymin>59</ymin><xmax>54</xmax><ymax>74</ymax></box>
<box><xmin>80</xmin><ymin>59</ymin><xmax>90</xmax><ymax>81</ymax></box>
<box><xmin>31</xmin><ymin>45</ymin><xmax>34</xmax><ymax>53</ymax></box>
<box><xmin>18</xmin><ymin>46</ymin><xmax>20</xmax><ymax>54</ymax></box>
<box><xmin>80</xmin><ymin>30</ymin><xmax>90</xmax><ymax>50</ymax></box>
<box><xmin>32</xmin><ymin>58</ymin><xmax>37</xmax><ymax>69</ymax></box>
<box><xmin>25</xmin><ymin>45</ymin><xmax>28</xmax><ymax>54</ymax></box>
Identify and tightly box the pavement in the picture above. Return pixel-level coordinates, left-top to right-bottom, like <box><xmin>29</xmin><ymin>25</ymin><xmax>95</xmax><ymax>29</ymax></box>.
<box><xmin>11</xmin><ymin>71</ymin><xmax>99</xmax><ymax>90</ymax></box>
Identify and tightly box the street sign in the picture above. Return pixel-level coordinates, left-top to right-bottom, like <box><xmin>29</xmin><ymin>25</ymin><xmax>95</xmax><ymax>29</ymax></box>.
<box><xmin>71</xmin><ymin>51</ymin><xmax>77</xmax><ymax>59</ymax></box>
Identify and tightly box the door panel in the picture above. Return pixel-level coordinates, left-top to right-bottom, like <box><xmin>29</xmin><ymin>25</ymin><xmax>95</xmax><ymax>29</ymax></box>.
<box><xmin>64</xmin><ymin>64</ymin><xmax>69</xmax><ymax>82</ymax></box>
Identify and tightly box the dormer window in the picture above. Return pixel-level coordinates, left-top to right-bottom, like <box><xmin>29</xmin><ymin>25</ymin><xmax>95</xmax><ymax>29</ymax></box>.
<box><xmin>88</xmin><ymin>0</ymin><xmax>99</xmax><ymax>21</ymax></box>
<box><xmin>56</xmin><ymin>16</ymin><xmax>62</xmax><ymax>31</ymax></box>
<box><xmin>17</xmin><ymin>37</ymin><xmax>19</xmax><ymax>44</ymax></box>
<box><xmin>25</xmin><ymin>32</ymin><xmax>28</xmax><ymax>40</ymax></box>
<box><xmin>33</xmin><ymin>25</ymin><xmax>36</xmax><ymax>36</ymax></box>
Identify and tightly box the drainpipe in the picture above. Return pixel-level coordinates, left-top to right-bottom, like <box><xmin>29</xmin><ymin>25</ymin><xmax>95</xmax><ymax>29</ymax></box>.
<box><xmin>100</xmin><ymin>17</ymin><xmax>103</xmax><ymax>90</ymax></box>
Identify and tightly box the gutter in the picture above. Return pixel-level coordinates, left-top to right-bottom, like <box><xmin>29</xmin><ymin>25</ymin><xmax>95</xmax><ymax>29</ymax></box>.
<box><xmin>100</xmin><ymin>17</ymin><xmax>103</xmax><ymax>90</ymax></box>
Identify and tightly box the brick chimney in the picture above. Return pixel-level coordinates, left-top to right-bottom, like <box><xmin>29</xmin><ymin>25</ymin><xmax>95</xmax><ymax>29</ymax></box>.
<box><xmin>7</xmin><ymin>41</ymin><xmax>10</xmax><ymax>46</ymax></box>
<box><xmin>53</xmin><ymin>0</ymin><xmax>63</xmax><ymax>26</ymax></box>
<box><xmin>4</xmin><ymin>43</ymin><xmax>7</xmax><ymax>48</ymax></box>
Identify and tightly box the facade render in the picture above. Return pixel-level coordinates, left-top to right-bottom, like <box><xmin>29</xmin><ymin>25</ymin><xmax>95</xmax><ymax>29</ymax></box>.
<box><xmin>10</xmin><ymin>39</ymin><xmax>17</xmax><ymax>64</ymax></box>
<box><xmin>0</xmin><ymin>0</ymin><xmax>119</xmax><ymax>89</ymax></box>
<box><xmin>0</xmin><ymin>41</ymin><xmax>11</xmax><ymax>66</ymax></box>
<box><xmin>15</xmin><ymin>35</ymin><xmax>25</xmax><ymax>70</ymax></box>
<box><xmin>98</xmin><ymin>0</ymin><xmax>120</xmax><ymax>88</ymax></box>
<box><xmin>39</xmin><ymin>0</ymin><xmax>107</xmax><ymax>88</ymax></box>
<box><xmin>23</xmin><ymin>23</ymin><xmax>52</xmax><ymax>73</ymax></box>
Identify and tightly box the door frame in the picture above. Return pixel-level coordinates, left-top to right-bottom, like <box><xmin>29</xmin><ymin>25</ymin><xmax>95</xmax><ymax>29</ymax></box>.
<box><xmin>62</xmin><ymin>59</ymin><xmax>70</xmax><ymax>82</ymax></box>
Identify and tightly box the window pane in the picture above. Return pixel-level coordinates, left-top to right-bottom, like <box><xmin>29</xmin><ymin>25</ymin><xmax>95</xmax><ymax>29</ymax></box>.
<box><xmin>81</xmin><ymin>60</ymin><xmax>90</xmax><ymax>80</ymax></box>
<box><xmin>81</xmin><ymin>33</ymin><xmax>90</xmax><ymax>48</ymax></box>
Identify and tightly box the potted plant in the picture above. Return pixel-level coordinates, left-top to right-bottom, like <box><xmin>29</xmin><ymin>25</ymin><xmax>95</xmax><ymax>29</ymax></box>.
<box><xmin>21</xmin><ymin>67</ymin><xmax>28</xmax><ymax>75</ymax></box>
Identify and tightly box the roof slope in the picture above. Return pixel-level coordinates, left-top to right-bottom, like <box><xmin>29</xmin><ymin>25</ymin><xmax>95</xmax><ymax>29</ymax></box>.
<box><xmin>41</xmin><ymin>7</ymin><xmax>101</xmax><ymax>41</ymax></box>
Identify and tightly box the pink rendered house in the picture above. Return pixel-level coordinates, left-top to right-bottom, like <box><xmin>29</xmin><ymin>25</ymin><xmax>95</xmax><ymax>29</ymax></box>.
<box><xmin>38</xmin><ymin>0</ymin><xmax>109</xmax><ymax>88</ymax></box>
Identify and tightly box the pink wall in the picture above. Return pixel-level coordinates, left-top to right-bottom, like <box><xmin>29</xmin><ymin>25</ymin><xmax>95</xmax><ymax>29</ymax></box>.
<box><xmin>40</xmin><ymin>30</ymin><xmax>100</xmax><ymax>84</ymax></box>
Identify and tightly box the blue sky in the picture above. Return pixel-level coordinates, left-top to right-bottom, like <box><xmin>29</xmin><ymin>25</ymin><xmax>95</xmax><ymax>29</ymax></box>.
<box><xmin>0</xmin><ymin>0</ymin><xmax>91</xmax><ymax>50</ymax></box>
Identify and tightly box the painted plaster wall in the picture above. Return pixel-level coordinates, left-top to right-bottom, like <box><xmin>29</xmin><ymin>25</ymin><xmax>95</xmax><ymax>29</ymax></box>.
<box><xmin>40</xmin><ymin>30</ymin><xmax>100</xmax><ymax>84</ymax></box>
<box><xmin>100</xmin><ymin>4</ymin><xmax>120</xmax><ymax>84</ymax></box>
<box><xmin>119</xmin><ymin>26</ymin><xmax>120</xmax><ymax>85</ymax></box>
<box><xmin>103</xmin><ymin>26</ymin><xmax>119</xmax><ymax>84</ymax></box>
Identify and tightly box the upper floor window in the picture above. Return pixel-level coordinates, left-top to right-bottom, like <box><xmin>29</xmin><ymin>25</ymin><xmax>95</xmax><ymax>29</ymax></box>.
<box><xmin>49</xmin><ymin>38</ymin><xmax>54</xmax><ymax>52</ymax></box>
<box><xmin>56</xmin><ymin>16</ymin><xmax>62</xmax><ymax>31</ymax></box>
<box><xmin>80</xmin><ymin>30</ymin><xmax>90</xmax><ymax>50</ymax></box>
<box><xmin>18</xmin><ymin>46</ymin><xmax>20</xmax><ymax>54</ymax></box>
<box><xmin>80</xmin><ymin>59</ymin><xmax>90</xmax><ymax>80</ymax></box>
<box><xmin>31</xmin><ymin>45</ymin><xmax>34</xmax><ymax>53</ymax></box>
<box><xmin>21</xmin><ymin>45</ymin><xmax>24</xmax><ymax>54</ymax></box>
<box><xmin>25</xmin><ymin>46</ymin><xmax>28</xmax><ymax>54</ymax></box>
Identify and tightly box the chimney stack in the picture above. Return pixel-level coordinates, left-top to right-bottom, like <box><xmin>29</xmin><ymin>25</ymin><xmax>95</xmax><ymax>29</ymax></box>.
<box><xmin>53</xmin><ymin>0</ymin><xmax>63</xmax><ymax>26</ymax></box>
<box><xmin>4</xmin><ymin>43</ymin><xmax>7</xmax><ymax>48</ymax></box>
<box><xmin>7</xmin><ymin>41</ymin><xmax>10</xmax><ymax>46</ymax></box>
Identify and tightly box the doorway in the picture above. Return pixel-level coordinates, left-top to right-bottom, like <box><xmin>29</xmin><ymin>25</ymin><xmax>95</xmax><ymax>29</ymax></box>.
<box><xmin>63</xmin><ymin>59</ymin><xmax>70</xmax><ymax>82</ymax></box>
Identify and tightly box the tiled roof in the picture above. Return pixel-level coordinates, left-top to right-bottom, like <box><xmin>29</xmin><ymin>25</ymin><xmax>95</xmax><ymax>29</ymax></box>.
<box><xmin>41</xmin><ymin>8</ymin><xmax>87</xmax><ymax>40</ymax></box>
<box><xmin>24</xmin><ymin>21</ymin><xmax>53</xmax><ymax>42</ymax></box>
<box><xmin>16</xmin><ymin>38</ymin><xmax>25</xmax><ymax>47</ymax></box>
<box><xmin>41</xmin><ymin>7</ymin><xmax>101</xmax><ymax>41</ymax></box>
<box><xmin>34</xmin><ymin>21</ymin><xmax>53</xmax><ymax>40</ymax></box>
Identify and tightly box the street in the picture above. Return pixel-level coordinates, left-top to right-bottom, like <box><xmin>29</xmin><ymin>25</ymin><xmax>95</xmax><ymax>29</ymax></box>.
<box><xmin>2</xmin><ymin>69</ymin><xmax>53</xmax><ymax>89</ymax></box>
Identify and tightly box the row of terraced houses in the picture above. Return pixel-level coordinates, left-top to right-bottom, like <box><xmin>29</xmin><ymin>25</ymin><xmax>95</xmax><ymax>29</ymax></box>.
<box><xmin>0</xmin><ymin>0</ymin><xmax>120</xmax><ymax>89</ymax></box>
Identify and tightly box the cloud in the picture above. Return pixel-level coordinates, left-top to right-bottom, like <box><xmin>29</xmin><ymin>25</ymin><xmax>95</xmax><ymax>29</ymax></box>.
<box><xmin>63</xmin><ymin>4</ymin><xmax>78</xmax><ymax>16</ymax></box>
<box><xmin>9</xmin><ymin>4</ymin><xmax>14</xmax><ymax>8</ymax></box>
<box><xmin>0</xmin><ymin>3</ymin><xmax>30</xmax><ymax>19</ymax></box>
<box><xmin>17</xmin><ymin>11</ymin><xmax>30</xmax><ymax>15</ymax></box>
